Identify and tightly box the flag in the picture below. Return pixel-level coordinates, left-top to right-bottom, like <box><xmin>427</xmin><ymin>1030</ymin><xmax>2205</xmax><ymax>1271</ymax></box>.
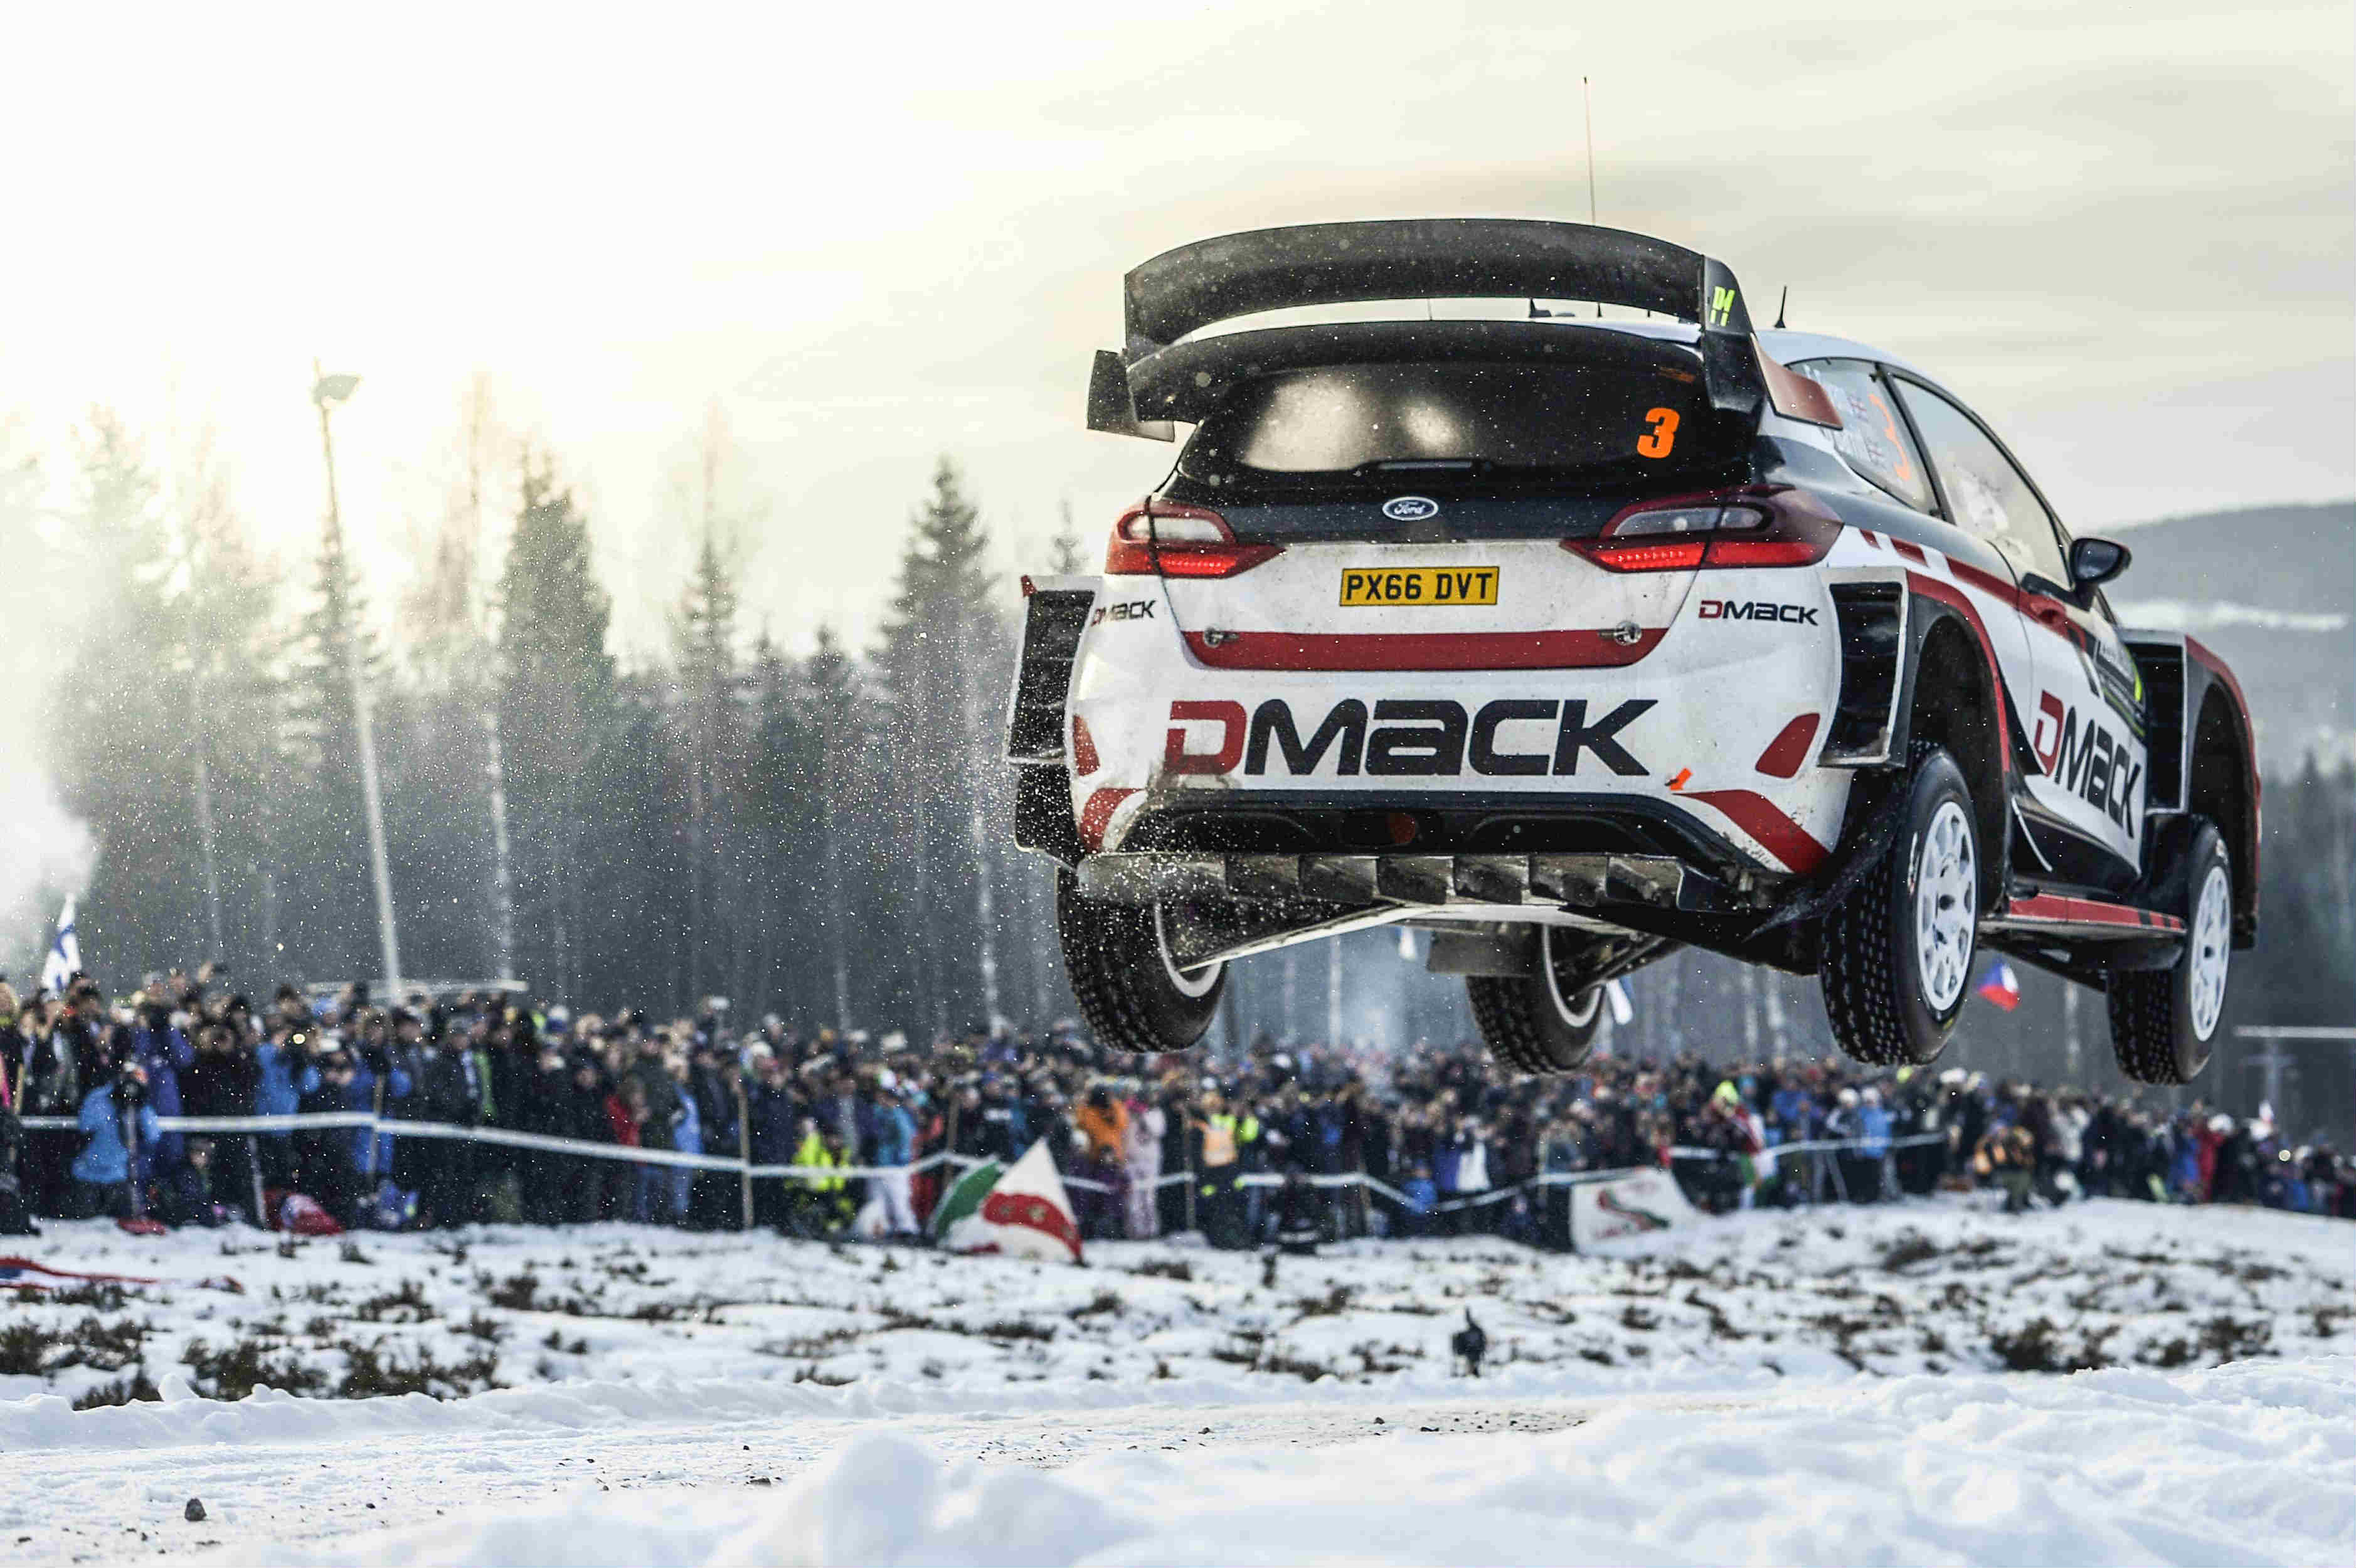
<box><xmin>40</xmin><ymin>897</ymin><xmax>79</xmax><ymax>994</ymax></box>
<box><xmin>926</xmin><ymin>1156</ymin><xmax>1001</xmax><ymax>1240</ymax></box>
<box><xmin>937</xmin><ymin>1140</ymin><xmax>1083</xmax><ymax>1264</ymax></box>
<box><xmin>1975</xmin><ymin>960</ymin><xmax>2021</xmax><ymax>1012</ymax></box>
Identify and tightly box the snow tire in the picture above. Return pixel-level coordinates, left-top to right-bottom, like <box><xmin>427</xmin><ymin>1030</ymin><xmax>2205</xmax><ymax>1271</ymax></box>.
<box><xmin>2107</xmin><ymin>818</ymin><xmax>2231</xmax><ymax>1086</ymax></box>
<box><xmin>1056</xmin><ymin>869</ymin><xmax>1224</xmax><ymax>1054</ymax></box>
<box><xmin>1467</xmin><ymin>928</ymin><xmax>1604</xmax><ymax>1076</ymax></box>
<box><xmin>1819</xmin><ymin>744</ymin><xmax>1977</xmax><ymax>1068</ymax></box>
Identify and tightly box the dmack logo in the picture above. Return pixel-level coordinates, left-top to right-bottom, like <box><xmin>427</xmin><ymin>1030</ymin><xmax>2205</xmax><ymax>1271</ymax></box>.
<box><xmin>1163</xmin><ymin>697</ymin><xmax>1654</xmax><ymax>778</ymax></box>
<box><xmin>1698</xmin><ymin>599</ymin><xmax>1819</xmax><ymax>624</ymax></box>
<box><xmin>2032</xmin><ymin>691</ymin><xmax>2141</xmax><ymax>839</ymax></box>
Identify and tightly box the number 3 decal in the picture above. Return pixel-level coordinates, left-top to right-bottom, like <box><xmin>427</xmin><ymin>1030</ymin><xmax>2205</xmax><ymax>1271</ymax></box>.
<box><xmin>1637</xmin><ymin>406</ymin><xmax>1679</xmax><ymax>459</ymax></box>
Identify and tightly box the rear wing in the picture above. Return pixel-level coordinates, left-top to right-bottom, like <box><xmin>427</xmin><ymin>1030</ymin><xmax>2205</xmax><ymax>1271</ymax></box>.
<box><xmin>1086</xmin><ymin>219</ymin><xmax>1835</xmax><ymax>439</ymax></box>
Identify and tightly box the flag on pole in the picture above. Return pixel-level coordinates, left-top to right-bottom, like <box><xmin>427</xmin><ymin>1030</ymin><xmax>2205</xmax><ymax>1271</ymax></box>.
<box><xmin>936</xmin><ymin>1140</ymin><xmax>1083</xmax><ymax>1263</ymax></box>
<box><xmin>1975</xmin><ymin>959</ymin><xmax>2021</xmax><ymax>1012</ymax></box>
<box><xmin>40</xmin><ymin>898</ymin><xmax>79</xmax><ymax>993</ymax></box>
<box><xmin>926</xmin><ymin>1156</ymin><xmax>1002</xmax><ymax>1241</ymax></box>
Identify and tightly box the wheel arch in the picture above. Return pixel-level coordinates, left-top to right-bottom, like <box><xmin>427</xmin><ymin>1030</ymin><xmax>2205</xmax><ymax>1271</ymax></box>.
<box><xmin>2185</xmin><ymin>668</ymin><xmax>2259</xmax><ymax>948</ymax></box>
<box><xmin>1894</xmin><ymin>603</ymin><xmax>2009</xmax><ymax>904</ymax></box>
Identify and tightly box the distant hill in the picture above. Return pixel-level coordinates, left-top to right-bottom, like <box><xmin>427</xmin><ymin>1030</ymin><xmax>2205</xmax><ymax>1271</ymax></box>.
<box><xmin>2105</xmin><ymin>501</ymin><xmax>2352</xmax><ymax>769</ymax></box>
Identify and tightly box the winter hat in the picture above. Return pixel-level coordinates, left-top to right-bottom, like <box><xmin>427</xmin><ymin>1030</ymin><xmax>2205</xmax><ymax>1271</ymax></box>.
<box><xmin>1837</xmin><ymin>1088</ymin><xmax>1860</xmax><ymax>1108</ymax></box>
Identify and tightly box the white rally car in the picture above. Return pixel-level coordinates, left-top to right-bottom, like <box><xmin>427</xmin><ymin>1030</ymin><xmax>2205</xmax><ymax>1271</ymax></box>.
<box><xmin>1006</xmin><ymin>220</ymin><xmax>2259</xmax><ymax>1082</ymax></box>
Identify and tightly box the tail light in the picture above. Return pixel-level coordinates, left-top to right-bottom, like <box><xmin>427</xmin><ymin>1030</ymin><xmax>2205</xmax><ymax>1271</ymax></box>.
<box><xmin>1105</xmin><ymin>500</ymin><xmax>1283</xmax><ymax>580</ymax></box>
<box><xmin>1566</xmin><ymin>487</ymin><xmax>1842</xmax><ymax>573</ymax></box>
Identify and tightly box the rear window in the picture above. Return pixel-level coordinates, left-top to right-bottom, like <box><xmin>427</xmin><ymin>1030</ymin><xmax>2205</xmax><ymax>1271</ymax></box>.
<box><xmin>1177</xmin><ymin>360</ymin><xmax>1732</xmax><ymax>492</ymax></box>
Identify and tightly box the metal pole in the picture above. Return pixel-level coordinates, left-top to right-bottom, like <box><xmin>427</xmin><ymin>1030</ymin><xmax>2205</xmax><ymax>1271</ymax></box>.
<box><xmin>1325</xmin><ymin>936</ymin><xmax>1342</xmax><ymax>1044</ymax></box>
<box><xmin>1183</xmin><ymin>1131</ymin><xmax>1197</xmax><ymax>1234</ymax></box>
<box><xmin>736</xmin><ymin>1074</ymin><xmax>754</xmax><ymax>1232</ymax></box>
<box><xmin>314</xmin><ymin>363</ymin><xmax>403</xmax><ymax>995</ymax></box>
<box><xmin>191</xmin><ymin>708</ymin><xmax>225</xmax><ymax>958</ymax></box>
<box><xmin>486</xmin><ymin>708</ymin><xmax>516</xmax><ymax>983</ymax></box>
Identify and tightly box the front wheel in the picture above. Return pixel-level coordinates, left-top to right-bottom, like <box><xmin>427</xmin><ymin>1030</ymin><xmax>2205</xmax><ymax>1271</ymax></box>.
<box><xmin>1468</xmin><ymin>925</ymin><xmax>1605</xmax><ymax>1076</ymax></box>
<box><xmin>1056</xmin><ymin>870</ymin><xmax>1225</xmax><ymax>1054</ymax></box>
<box><xmin>1820</xmin><ymin>746</ymin><xmax>1978</xmax><ymax>1067</ymax></box>
<box><xmin>2108</xmin><ymin>820</ymin><xmax>2231</xmax><ymax>1085</ymax></box>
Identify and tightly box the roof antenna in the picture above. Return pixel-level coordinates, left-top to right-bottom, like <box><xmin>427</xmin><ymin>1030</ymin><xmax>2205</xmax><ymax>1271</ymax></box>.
<box><xmin>1774</xmin><ymin>286</ymin><xmax>1788</xmax><ymax>331</ymax></box>
<box><xmin>1583</xmin><ymin>75</ymin><xmax>1600</xmax><ymax>318</ymax></box>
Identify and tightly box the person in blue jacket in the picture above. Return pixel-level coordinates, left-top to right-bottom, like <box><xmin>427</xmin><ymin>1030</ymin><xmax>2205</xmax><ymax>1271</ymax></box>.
<box><xmin>255</xmin><ymin>1018</ymin><xmax>322</xmax><ymax>1190</ymax></box>
<box><xmin>72</xmin><ymin>1062</ymin><xmax>160</xmax><ymax>1219</ymax></box>
<box><xmin>127</xmin><ymin>1003</ymin><xmax>193</xmax><ymax>1180</ymax></box>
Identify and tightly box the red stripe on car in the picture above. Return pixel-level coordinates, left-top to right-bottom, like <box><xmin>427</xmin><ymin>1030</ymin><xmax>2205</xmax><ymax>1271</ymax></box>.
<box><xmin>1077</xmin><ymin>788</ymin><xmax>1137</xmax><ymax>851</ymax></box>
<box><xmin>2008</xmin><ymin>893</ymin><xmax>2185</xmax><ymax>934</ymax></box>
<box><xmin>1753</xmin><ymin>714</ymin><xmax>1822</xmax><ymax>780</ymax></box>
<box><xmin>1683</xmin><ymin>789</ymin><xmax>1830</xmax><ymax>874</ymax></box>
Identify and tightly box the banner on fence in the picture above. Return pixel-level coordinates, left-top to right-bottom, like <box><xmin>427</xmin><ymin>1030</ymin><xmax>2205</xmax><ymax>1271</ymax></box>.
<box><xmin>1569</xmin><ymin>1165</ymin><xmax>1698</xmax><ymax>1248</ymax></box>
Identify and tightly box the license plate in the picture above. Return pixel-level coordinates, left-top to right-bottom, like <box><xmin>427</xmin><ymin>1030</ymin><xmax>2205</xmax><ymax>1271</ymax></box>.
<box><xmin>1339</xmin><ymin>566</ymin><xmax>1500</xmax><ymax>607</ymax></box>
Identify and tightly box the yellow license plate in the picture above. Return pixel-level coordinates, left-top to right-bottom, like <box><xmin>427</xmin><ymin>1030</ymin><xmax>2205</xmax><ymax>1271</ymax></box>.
<box><xmin>1339</xmin><ymin>566</ymin><xmax>1500</xmax><ymax>607</ymax></box>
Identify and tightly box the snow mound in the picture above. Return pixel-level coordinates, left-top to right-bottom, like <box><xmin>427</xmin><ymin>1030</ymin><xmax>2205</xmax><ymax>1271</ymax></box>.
<box><xmin>344</xmin><ymin>1355</ymin><xmax>2356</xmax><ymax>1568</ymax></box>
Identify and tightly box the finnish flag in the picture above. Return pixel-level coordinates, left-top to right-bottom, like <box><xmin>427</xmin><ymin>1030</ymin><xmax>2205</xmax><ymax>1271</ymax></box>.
<box><xmin>40</xmin><ymin>896</ymin><xmax>79</xmax><ymax>993</ymax></box>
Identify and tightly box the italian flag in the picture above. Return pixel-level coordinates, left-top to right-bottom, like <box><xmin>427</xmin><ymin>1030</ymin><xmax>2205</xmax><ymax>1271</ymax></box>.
<box><xmin>931</xmin><ymin>1140</ymin><xmax>1083</xmax><ymax>1264</ymax></box>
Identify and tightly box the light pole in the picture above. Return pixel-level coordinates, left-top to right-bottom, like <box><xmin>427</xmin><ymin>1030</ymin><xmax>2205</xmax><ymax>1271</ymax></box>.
<box><xmin>313</xmin><ymin>361</ymin><xmax>405</xmax><ymax>997</ymax></box>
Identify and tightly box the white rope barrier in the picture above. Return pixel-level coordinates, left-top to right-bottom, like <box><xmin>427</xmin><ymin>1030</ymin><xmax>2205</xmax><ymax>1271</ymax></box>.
<box><xmin>10</xmin><ymin>1111</ymin><xmax>1949</xmax><ymax>1205</ymax></box>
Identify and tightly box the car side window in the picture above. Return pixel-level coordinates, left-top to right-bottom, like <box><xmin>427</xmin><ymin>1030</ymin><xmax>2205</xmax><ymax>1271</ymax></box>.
<box><xmin>1891</xmin><ymin>379</ymin><xmax>2069</xmax><ymax>587</ymax></box>
<box><xmin>1789</xmin><ymin>358</ymin><xmax>1934</xmax><ymax>514</ymax></box>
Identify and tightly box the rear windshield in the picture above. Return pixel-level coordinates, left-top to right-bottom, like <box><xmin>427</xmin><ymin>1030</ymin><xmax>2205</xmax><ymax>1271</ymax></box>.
<box><xmin>1177</xmin><ymin>360</ymin><xmax>1733</xmax><ymax>496</ymax></box>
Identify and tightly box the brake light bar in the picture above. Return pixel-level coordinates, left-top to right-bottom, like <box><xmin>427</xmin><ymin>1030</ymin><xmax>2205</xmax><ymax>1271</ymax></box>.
<box><xmin>1566</xmin><ymin>487</ymin><xmax>1842</xmax><ymax>573</ymax></box>
<box><xmin>1105</xmin><ymin>500</ymin><xmax>1283</xmax><ymax>579</ymax></box>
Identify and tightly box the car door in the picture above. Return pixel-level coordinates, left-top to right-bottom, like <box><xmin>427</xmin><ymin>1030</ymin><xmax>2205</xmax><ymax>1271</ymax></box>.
<box><xmin>1889</xmin><ymin>376</ymin><xmax>2147</xmax><ymax>877</ymax></box>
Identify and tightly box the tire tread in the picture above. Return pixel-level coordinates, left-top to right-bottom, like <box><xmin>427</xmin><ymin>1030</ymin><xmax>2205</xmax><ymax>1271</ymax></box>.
<box><xmin>1819</xmin><ymin>742</ymin><xmax>1963</xmax><ymax>1069</ymax></box>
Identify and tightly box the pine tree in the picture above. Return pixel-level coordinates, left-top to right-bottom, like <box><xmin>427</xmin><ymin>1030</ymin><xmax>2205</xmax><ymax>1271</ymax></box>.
<box><xmin>873</xmin><ymin>458</ymin><xmax>1012</xmax><ymax>1038</ymax></box>
<box><xmin>496</xmin><ymin>452</ymin><xmax>617</xmax><ymax>1001</ymax></box>
<box><xmin>49</xmin><ymin>408</ymin><xmax>200</xmax><ymax>981</ymax></box>
<box><xmin>672</xmin><ymin>520</ymin><xmax>743</xmax><ymax>1004</ymax></box>
<box><xmin>802</xmin><ymin>623</ymin><xmax>866</xmax><ymax>1030</ymax></box>
<box><xmin>172</xmin><ymin>431</ymin><xmax>287</xmax><ymax>975</ymax></box>
<box><xmin>276</xmin><ymin>425</ymin><xmax>395</xmax><ymax>981</ymax></box>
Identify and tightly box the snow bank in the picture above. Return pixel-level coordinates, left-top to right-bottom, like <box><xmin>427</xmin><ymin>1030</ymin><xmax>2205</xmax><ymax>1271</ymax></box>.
<box><xmin>346</xmin><ymin>1355</ymin><xmax>2356</xmax><ymax>1568</ymax></box>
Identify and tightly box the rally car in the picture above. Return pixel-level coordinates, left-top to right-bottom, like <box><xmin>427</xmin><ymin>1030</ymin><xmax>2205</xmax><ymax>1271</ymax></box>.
<box><xmin>1004</xmin><ymin>220</ymin><xmax>2258</xmax><ymax>1083</ymax></box>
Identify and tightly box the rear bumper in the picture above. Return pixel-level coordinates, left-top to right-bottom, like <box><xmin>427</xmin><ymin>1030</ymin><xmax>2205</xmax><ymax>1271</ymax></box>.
<box><xmin>1039</xmin><ymin>561</ymin><xmax>1864</xmax><ymax>877</ymax></box>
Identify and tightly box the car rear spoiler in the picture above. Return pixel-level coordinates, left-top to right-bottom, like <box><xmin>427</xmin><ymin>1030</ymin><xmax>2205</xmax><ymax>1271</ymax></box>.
<box><xmin>1086</xmin><ymin>219</ymin><xmax>1837</xmax><ymax>439</ymax></box>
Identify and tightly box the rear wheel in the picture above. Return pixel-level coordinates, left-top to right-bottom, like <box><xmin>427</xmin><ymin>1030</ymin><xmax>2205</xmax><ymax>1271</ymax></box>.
<box><xmin>1468</xmin><ymin>926</ymin><xmax>1605</xmax><ymax>1076</ymax></box>
<box><xmin>2108</xmin><ymin>820</ymin><xmax>2231</xmax><ymax>1085</ymax></box>
<box><xmin>1819</xmin><ymin>746</ymin><xmax>1977</xmax><ymax>1067</ymax></box>
<box><xmin>1056</xmin><ymin>870</ymin><xmax>1225</xmax><ymax>1054</ymax></box>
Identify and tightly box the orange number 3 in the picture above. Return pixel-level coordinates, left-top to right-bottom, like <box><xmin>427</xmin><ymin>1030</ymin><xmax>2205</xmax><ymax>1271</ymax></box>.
<box><xmin>1637</xmin><ymin>406</ymin><xmax>1679</xmax><ymax>459</ymax></box>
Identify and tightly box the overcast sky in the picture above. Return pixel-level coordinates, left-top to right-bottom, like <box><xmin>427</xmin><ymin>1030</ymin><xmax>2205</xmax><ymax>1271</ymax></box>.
<box><xmin>0</xmin><ymin>0</ymin><xmax>2348</xmax><ymax>671</ymax></box>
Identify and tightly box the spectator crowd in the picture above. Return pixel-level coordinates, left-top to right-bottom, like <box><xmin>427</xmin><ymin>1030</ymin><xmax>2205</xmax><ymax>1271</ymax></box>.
<box><xmin>1</xmin><ymin>965</ymin><xmax>2349</xmax><ymax>1244</ymax></box>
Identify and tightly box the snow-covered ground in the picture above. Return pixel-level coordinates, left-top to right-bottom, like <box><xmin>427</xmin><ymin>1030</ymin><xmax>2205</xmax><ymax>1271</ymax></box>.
<box><xmin>5</xmin><ymin>1197</ymin><xmax>2352</xmax><ymax>1565</ymax></box>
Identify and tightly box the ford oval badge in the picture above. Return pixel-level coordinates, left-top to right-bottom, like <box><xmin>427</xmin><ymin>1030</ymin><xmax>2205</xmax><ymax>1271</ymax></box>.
<box><xmin>1382</xmin><ymin>495</ymin><xmax>1440</xmax><ymax>522</ymax></box>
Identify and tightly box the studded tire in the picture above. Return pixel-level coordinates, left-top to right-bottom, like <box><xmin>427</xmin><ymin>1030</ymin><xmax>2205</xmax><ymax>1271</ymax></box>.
<box><xmin>1819</xmin><ymin>745</ymin><xmax>1978</xmax><ymax>1068</ymax></box>
<box><xmin>1467</xmin><ymin>926</ymin><xmax>1605</xmax><ymax>1076</ymax></box>
<box><xmin>1056</xmin><ymin>869</ymin><xmax>1224</xmax><ymax>1054</ymax></box>
<box><xmin>2107</xmin><ymin>819</ymin><xmax>2231</xmax><ymax>1086</ymax></box>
